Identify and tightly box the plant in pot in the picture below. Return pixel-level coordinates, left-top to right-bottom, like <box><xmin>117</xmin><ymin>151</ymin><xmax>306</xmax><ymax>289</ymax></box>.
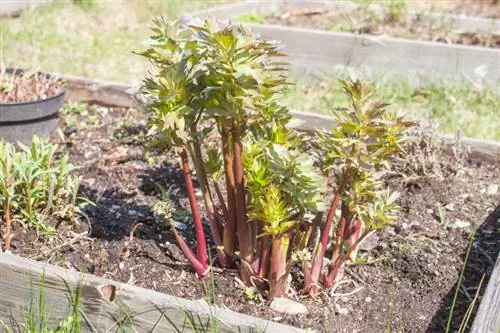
<box><xmin>138</xmin><ymin>17</ymin><xmax>413</xmax><ymax>299</ymax></box>
<box><xmin>0</xmin><ymin>65</ymin><xmax>66</xmax><ymax>144</ymax></box>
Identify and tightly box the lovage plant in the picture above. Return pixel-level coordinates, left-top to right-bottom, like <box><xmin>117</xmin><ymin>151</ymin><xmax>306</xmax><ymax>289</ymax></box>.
<box><xmin>140</xmin><ymin>17</ymin><xmax>324</xmax><ymax>296</ymax></box>
<box><xmin>302</xmin><ymin>79</ymin><xmax>413</xmax><ymax>296</ymax></box>
<box><xmin>140</xmin><ymin>17</ymin><xmax>412</xmax><ymax>298</ymax></box>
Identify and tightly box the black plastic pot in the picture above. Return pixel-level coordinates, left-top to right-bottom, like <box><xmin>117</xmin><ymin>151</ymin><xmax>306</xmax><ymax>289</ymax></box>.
<box><xmin>0</xmin><ymin>69</ymin><xmax>65</xmax><ymax>144</ymax></box>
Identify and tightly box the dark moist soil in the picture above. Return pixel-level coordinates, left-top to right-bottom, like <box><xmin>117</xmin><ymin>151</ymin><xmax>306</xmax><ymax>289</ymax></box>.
<box><xmin>7</xmin><ymin>104</ymin><xmax>500</xmax><ymax>333</ymax></box>
<box><xmin>264</xmin><ymin>6</ymin><xmax>500</xmax><ymax>49</ymax></box>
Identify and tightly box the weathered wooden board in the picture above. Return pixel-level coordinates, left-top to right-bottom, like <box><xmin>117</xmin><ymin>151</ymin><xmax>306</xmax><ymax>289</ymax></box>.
<box><xmin>185</xmin><ymin>0</ymin><xmax>500</xmax><ymax>82</ymax></box>
<box><xmin>471</xmin><ymin>255</ymin><xmax>500</xmax><ymax>333</ymax></box>
<box><xmin>0</xmin><ymin>253</ymin><xmax>307</xmax><ymax>333</ymax></box>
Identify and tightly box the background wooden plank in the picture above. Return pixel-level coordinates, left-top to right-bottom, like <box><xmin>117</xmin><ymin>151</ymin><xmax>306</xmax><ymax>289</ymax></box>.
<box><xmin>470</xmin><ymin>256</ymin><xmax>500</xmax><ymax>333</ymax></box>
<box><xmin>0</xmin><ymin>253</ymin><xmax>307</xmax><ymax>333</ymax></box>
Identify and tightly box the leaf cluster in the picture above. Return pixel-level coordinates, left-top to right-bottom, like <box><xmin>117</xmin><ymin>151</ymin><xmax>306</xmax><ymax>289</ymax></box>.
<box><xmin>316</xmin><ymin>79</ymin><xmax>413</xmax><ymax>230</ymax></box>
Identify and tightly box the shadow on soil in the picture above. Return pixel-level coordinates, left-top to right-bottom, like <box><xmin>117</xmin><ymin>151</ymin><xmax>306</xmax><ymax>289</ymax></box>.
<box><xmin>426</xmin><ymin>205</ymin><xmax>500</xmax><ymax>332</ymax></box>
<box><xmin>77</xmin><ymin>159</ymin><xmax>207</xmax><ymax>273</ymax></box>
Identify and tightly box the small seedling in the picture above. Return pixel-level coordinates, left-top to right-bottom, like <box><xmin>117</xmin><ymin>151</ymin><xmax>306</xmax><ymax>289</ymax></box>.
<box><xmin>0</xmin><ymin>137</ymin><xmax>89</xmax><ymax>250</ymax></box>
<box><xmin>435</xmin><ymin>205</ymin><xmax>446</xmax><ymax>225</ymax></box>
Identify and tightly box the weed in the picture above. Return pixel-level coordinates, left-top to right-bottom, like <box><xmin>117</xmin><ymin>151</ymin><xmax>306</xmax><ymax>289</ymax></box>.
<box><xmin>445</xmin><ymin>228</ymin><xmax>477</xmax><ymax>333</ymax></box>
<box><xmin>60</xmin><ymin>102</ymin><xmax>85</xmax><ymax>117</ymax></box>
<box><xmin>0</xmin><ymin>137</ymin><xmax>89</xmax><ymax>251</ymax></box>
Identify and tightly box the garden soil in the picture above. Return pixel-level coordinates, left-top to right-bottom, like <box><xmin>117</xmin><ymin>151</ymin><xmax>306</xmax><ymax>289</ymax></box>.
<box><xmin>7</xmin><ymin>105</ymin><xmax>500</xmax><ymax>333</ymax></box>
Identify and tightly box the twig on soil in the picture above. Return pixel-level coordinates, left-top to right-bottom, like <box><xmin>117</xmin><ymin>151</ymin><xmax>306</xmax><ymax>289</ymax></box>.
<box><xmin>129</xmin><ymin>222</ymin><xmax>143</xmax><ymax>241</ymax></box>
<box><xmin>345</xmin><ymin>267</ymin><xmax>367</xmax><ymax>285</ymax></box>
<box><xmin>31</xmin><ymin>231</ymin><xmax>89</xmax><ymax>260</ymax></box>
<box><xmin>474</xmin><ymin>244</ymin><xmax>494</xmax><ymax>266</ymax></box>
<box><xmin>78</xmin><ymin>210</ymin><xmax>92</xmax><ymax>236</ymax></box>
<box><xmin>329</xmin><ymin>279</ymin><xmax>364</xmax><ymax>297</ymax></box>
<box><xmin>459</xmin><ymin>284</ymin><xmax>473</xmax><ymax>302</ymax></box>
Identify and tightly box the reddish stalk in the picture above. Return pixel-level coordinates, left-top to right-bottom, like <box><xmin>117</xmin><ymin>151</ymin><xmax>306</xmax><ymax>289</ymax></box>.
<box><xmin>346</xmin><ymin>217</ymin><xmax>363</xmax><ymax>262</ymax></box>
<box><xmin>258</xmin><ymin>234</ymin><xmax>270</xmax><ymax>278</ymax></box>
<box><xmin>269</xmin><ymin>235</ymin><xmax>290</xmax><ymax>298</ymax></box>
<box><xmin>169</xmin><ymin>222</ymin><xmax>209</xmax><ymax>277</ymax></box>
<box><xmin>323</xmin><ymin>230</ymin><xmax>371</xmax><ymax>287</ymax></box>
<box><xmin>3</xmin><ymin>201</ymin><xmax>11</xmax><ymax>251</ymax></box>
<box><xmin>309</xmin><ymin>192</ymin><xmax>341</xmax><ymax>283</ymax></box>
<box><xmin>221</xmin><ymin>128</ymin><xmax>236</xmax><ymax>267</ymax></box>
<box><xmin>232</xmin><ymin>124</ymin><xmax>253</xmax><ymax>282</ymax></box>
<box><xmin>213</xmin><ymin>181</ymin><xmax>228</xmax><ymax>223</ymax></box>
<box><xmin>179</xmin><ymin>149</ymin><xmax>208</xmax><ymax>268</ymax></box>
<box><xmin>189</xmin><ymin>137</ymin><xmax>225</xmax><ymax>265</ymax></box>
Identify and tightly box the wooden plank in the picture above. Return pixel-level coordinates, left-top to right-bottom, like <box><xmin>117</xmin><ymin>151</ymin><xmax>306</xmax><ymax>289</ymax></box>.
<box><xmin>245</xmin><ymin>23</ymin><xmax>500</xmax><ymax>81</ymax></box>
<box><xmin>471</xmin><ymin>256</ymin><xmax>500</xmax><ymax>333</ymax></box>
<box><xmin>58</xmin><ymin>74</ymin><xmax>137</xmax><ymax>109</ymax></box>
<box><xmin>0</xmin><ymin>253</ymin><xmax>307</xmax><ymax>333</ymax></box>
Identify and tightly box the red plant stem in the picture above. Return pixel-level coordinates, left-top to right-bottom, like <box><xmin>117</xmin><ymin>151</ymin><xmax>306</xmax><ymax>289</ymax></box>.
<box><xmin>169</xmin><ymin>222</ymin><xmax>209</xmax><ymax>277</ymax></box>
<box><xmin>189</xmin><ymin>138</ymin><xmax>225</xmax><ymax>265</ymax></box>
<box><xmin>269</xmin><ymin>235</ymin><xmax>290</xmax><ymax>298</ymax></box>
<box><xmin>179</xmin><ymin>149</ymin><xmax>208</xmax><ymax>268</ymax></box>
<box><xmin>310</xmin><ymin>192</ymin><xmax>341</xmax><ymax>282</ymax></box>
<box><xmin>232</xmin><ymin>124</ymin><xmax>253</xmax><ymax>280</ymax></box>
<box><xmin>323</xmin><ymin>230</ymin><xmax>372</xmax><ymax>287</ymax></box>
<box><xmin>258</xmin><ymin>234</ymin><xmax>270</xmax><ymax>278</ymax></box>
<box><xmin>302</xmin><ymin>261</ymin><xmax>313</xmax><ymax>290</ymax></box>
<box><xmin>213</xmin><ymin>181</ymin><xmax>228</xmax><ymax>223</ymax></box>
<box><xmin>3</xmin><ymin>200</ymin><xmax>11</xmax><ymax>251</ymax></box>
<box><xmin>221</xmin><ymin>128</ymin><xmax>236</xmax><ymax>266</ymax></box>
<box><xmin>341</xmin><ymin>200</ymin><xmax>352</xmax><ymax>245</ymax></box>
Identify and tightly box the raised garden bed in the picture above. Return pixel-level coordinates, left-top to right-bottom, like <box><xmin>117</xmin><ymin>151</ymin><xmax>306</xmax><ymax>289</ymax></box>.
<box><xmin>0</xmin><ymin>74</ymin><xmax>498</xmax><ymax>332</ymax></box>
<box><xmin>186</xmin><ymin>1</ymin><xmax>500</xmax><ymax>81</ymax></box>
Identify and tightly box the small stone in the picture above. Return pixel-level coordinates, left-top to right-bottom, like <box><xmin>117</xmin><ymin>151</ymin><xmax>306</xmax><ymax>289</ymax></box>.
<box><xmin>447</xmin><ymin>219</ymin><xmax>471</xmax><ymax>229</ymax></box>
<box><xmin>360</xmin><ymin>234</ymin><xmax>380</xmax><ymax>251</ymax></box>
<box><xmin>338</xmin><ymin>308</ymin><xmax>349</xmax><ymax>316</ymax></box>
<box><xmin>486</xmin><ymin>184</ymin><xmax>498</xmax><ymax>196</ymax></box>
<box><xmin>119</xmin><ymin>262</ymin><xmax>125</xmax><ymax>269</ymax></box>
<box><xmin>365</xmin><ymin>297</ymin><xmax>372</xmax><ymax>303</ymax></box>
<box><xmin>444</xmin><ymin>203</ymin><xmax>455</xmax><ymax>211</ymax></box>
<box><xmin>334</xmin><ymin>303</ymin><xmax>348</xmax><ymax>315</ymax></box>
<box><xmin>269</xmin><ymin>297</ymin><xmax>308</xmax><ymax>315</ymax></box>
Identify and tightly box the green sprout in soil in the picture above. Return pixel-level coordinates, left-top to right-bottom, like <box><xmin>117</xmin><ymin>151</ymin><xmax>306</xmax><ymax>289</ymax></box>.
<box><xmin>138</xmin><ymin>17</ymin><xmax>413</xmax><ymax>299</ymax></box>
<box><xmin>0</xmin><ymin>137</ymin><xmax>90</xmax><ymax>251</ymax></box>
